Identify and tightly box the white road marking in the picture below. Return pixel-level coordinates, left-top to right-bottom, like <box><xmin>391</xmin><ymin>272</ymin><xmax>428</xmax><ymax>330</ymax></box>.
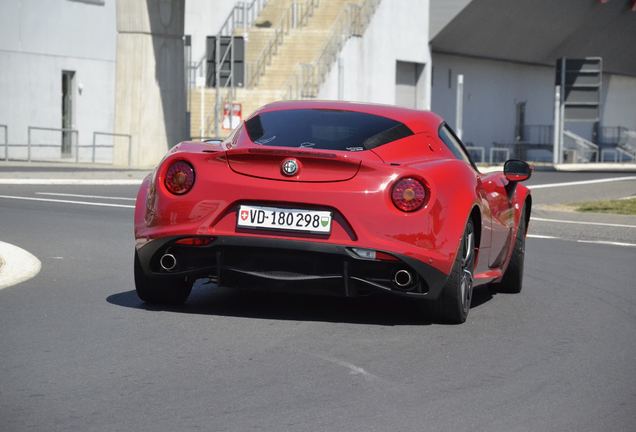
<box><xmin>531</xmin><ymin>216</ymin><xmax>636</xmax><ymax>229</ymax></box>
<box><xmin>0</xmin><ymin>241</ymin><xmax>42</xmax><ymax>290</ymax></box>
<box><xmin>527</xmin><ymin>234</ymin><xmax>636</xmax><ymax>248</ymax></box>
<box><xmin>0</xmin><ymin>179</ymin><xmax>142</xmax><ymax>185</ymax></box>
<box><xmin>527</xmin><ymin>234</ymin><xmax>559</xmax><ymax>239</ymax></box>
<box><xmin>576</xmin><ymin>240</ymin><xmax>636</xmax><ymax>248</ymax></box>
<box><xmin>529</xmin><ymin>176</ymin><xmax>636</xmax><ymax>189</ymax></box>
<box><xmin>36</xmin><ymin>192</ymin><xmax>136</xmax><ymax>201</ymax></box>
<box><xmin>0</xmin><ymin>195</ymin><xmax>134</xmax><ymax>208</ymax></box>
<box><xmin>309</xmin><ymin>353</ymin><xmax>379</xmax><ymax>382</ymax></box>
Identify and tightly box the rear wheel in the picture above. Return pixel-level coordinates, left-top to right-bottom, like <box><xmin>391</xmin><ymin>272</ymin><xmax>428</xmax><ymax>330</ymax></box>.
<box><xmin>435</xmin><ymin>220</ymin><xmax>476</xmax><ymax>324</ymax></box>
<box><xmin>493</xmin><ymin>205</ymin><xmax>527</xmax><ymax>294</ymax></box>
<box><xmin>134</xmin><ymin>251</ymin><xmax>192</xmax><ymax>305</ymax></box>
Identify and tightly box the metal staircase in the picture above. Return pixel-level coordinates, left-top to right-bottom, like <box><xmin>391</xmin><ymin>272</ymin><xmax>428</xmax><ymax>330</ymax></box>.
<box><xmin>562</xmin><ymin>130</ymin><xmax>599</xmax><ymax>163</ymax></box>
<box><xmin>189</xmin><ymin>0</ymin><xmax>382</xmax><ymax>138</ymax></box>
<box><xmin>283</xmin><ymin>0</ymin><xmax>380</xmax><ymax>99</ymax></box>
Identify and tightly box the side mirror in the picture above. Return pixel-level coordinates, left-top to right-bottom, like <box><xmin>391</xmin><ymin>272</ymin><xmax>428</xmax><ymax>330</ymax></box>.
<box><xmin>504</xmin><ymin>159</ymin><xmax>532</xmax><ymax>182</ymax></box>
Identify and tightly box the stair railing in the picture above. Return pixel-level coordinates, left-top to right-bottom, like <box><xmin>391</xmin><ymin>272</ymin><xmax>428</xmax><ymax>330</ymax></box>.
<box><xmin>210</xmin><ymin>0</ymin><xmax>271</xmax><ymax>136</ymax></box>
<box><xmin>188</xmin><ymin>0</ymin><xmax>269</xmax><ymax>90</ymax></box>
<box><xmin>247</xmin><ymin>0</ymin><xmax>320</xmax><ymax>88</ymax></box>
<box><xmin>599</xmin><ymin>127</ymin><xmax>636</xmax><ymax>162</ymax></box>
<box><xmin>562</xmin><ymin>130</ymin><xmax>599</xmax><ymax>163</ymax></box>
<box><xmin>282</xmin><ymin>0</ymin><xmax>381</xmax><ymax>100</ymax></box>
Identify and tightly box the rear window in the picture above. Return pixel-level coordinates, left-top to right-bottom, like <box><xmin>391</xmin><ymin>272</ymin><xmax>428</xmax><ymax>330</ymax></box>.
<box><xmin>244</xmin><ymin>109</ymin><xmax>413</xmax><ymax>151</ymax></box>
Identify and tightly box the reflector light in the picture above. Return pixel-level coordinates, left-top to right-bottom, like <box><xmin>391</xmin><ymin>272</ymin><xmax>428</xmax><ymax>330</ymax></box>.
<box><xmin>165</xmin><ymin>161</ymin><xmax>195</xmax><ymax>195</ymax></box>
<box><xmin>352</xmin><ymin>248</ymin><xmax>376</xmax><ymax>259</ymax></box>
<box><xmin>175</xmin><ymin>237</ymin><xmax>213</xmax><ymax>246</ymax></box>
<box><xmin>375</xmin><ymin>251</ymin><xmax>399</xmax><ymax>261</ymax></box>
<box><xmin>391</xmin><ymin>178</ymin><xmax>426</xmax><ymax>212</ymax></box>
<box><xmin>351</xmin><ymin>248</ymin><xmax>399</xmax><ymax>261</ymax></box>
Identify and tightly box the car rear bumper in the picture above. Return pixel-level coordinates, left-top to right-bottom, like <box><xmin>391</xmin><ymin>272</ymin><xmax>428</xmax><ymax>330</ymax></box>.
<box><xmin>136</xmin><ymin>236</ymin><xmax>449</xmax><ymax>300</ymax></box>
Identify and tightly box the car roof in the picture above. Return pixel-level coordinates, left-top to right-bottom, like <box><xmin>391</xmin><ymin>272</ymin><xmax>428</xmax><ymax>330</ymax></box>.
<box><xmin>251</xmin><ymin>100</ymin><xmax>444</xmax><ymax>135</ymax></box>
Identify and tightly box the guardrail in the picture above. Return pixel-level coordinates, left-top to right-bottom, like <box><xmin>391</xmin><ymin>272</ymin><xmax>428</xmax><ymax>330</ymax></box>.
<box><xmin>489</xmin><ymin>147</ymin><xmax>510</xmax><ymax>164</ymax></box>
<box><xmin>1</xmin><ymin>124</ymin><xmax>7</xmax><ymax>161</ymax></box>
<box><xmin>599</xmin><ymin>126</ymin><xmax>630</xmax><ymax>146</ymax></box>
<box><xmin>27</xmin><ymin>126</ymin><xmax>79</xmax><ymax>162</ymax></box>
<box><xmin>600</xmin><ymin>147</ymin><xmax>636</xmax><ymax>162</ymax></box>
<box><xmin>563</xmin><ymin>130</ymin><xmax>599</xmax><ymax>163</ymax></box>
<box><xmin>92</xmin><ymin>132</ymin><xmax>132</xmax><ymax>166</ymax></box>
<box><xmin>0</xmin><ymin>126</ymin><xmax>131</xmax><ymax>165</ymax></box>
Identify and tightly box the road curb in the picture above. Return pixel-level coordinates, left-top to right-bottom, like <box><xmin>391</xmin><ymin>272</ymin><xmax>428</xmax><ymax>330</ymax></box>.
<box><xmin>0</xmin><ymin>241</ymin><xmax>42</xmax><ymax>290</ymax></box>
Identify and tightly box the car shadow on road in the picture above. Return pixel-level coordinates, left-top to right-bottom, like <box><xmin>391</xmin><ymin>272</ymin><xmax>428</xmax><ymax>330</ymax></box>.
<box><xmin>107</xmin><ymin>280</ymin><xmax>497</xmax><ymax>326</ymax></box>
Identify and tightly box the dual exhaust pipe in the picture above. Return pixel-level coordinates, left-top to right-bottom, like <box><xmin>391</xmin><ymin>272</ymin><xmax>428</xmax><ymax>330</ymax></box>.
<box><xmin>393</xmin><ymin>269</ymin><xmax>414</xmax><ymax>288</ymax></box>
<box><xmin>160</xmin><ymin>253</ymin><xmax>177</xmax><ymax>271</ymax></box>
<box><xmin>161</xmin><ymin>252</ymin><xmax>414</xmax><ymax>289</ymax></box>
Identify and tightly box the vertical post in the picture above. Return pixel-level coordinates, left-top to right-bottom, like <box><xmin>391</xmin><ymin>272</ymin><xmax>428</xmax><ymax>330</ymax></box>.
<box><xmin>92</xmin><ymin>132</ymin><xmax>97</xmax><ymax>163</ymax></box>
<box><xmin>455</xmin><ymin>74</ymin><xmax>464</xmax><ymax>140</ymax></box>
<box><xmin>214</xmin><ymin>34</ymin><xmax>221</xmax><ymax>137</ymax></box>
<box><xmin>3</xmin><ymin>126</ymin><xmax>7</xmax><ymax>161</ymax></box>
<box><xmin>127</xmin><ymin>135</ymin><xmax>132</xmax><ymax>167</ymax></box>
<box><xmin>230</xmin><ymin>31</ymin><xmax>234</xmax><ymax>98</ymax></box>
<box><xmin>558</xmin><ymin>57</ymin><xmax>566</xmax><ymax>164</ymax></box>
<box><xmin>337</xmin><ymin>56</ymin><xmax>344</xmax><ymax>100</ymax></box>
<box><xmin>27</xmin><ymin>127</ymin><xmax>32</xmax><ymax>162</ymax></box>
<box><xmin>199</xmin><ymin>80</ymin><xmax>205</xmax><ymax>138</ymax></box>
<box><xmin>552</xmin><ymin>85</ymin><xmax>561</xmax><ymax>165</ymax></box>
<box><xmin>75</xmin><ymin>131</ymin><xmax>79</xmax><ymax>163</ymax></box>
<box><xmin>243</xmin><ymin>0</ymin><xmax>248</xmax><ymax>86</ymax></box>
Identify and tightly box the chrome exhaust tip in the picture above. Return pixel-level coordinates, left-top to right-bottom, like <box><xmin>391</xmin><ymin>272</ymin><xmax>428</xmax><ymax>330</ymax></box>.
<box><xmin>393</xmin><ymin>269</ymin><xmax>413</xmax><ymax>288</ymax></box>
<box><xmin>159</xmin><ymin>253</ymin><xmax>177</xmax><ymax>271</ymax></box>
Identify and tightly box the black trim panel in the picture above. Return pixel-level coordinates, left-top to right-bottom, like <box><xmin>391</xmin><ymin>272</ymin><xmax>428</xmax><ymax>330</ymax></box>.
<box><xmin>136</xmin><ymin>236</ymin><xmax>449</xmax><ymax>300</ymax></box>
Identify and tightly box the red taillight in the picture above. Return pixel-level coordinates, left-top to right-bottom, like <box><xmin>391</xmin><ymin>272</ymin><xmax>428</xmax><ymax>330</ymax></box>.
<box><xmin>391</xmin><ymin>177</ymin><xmax>426</xmax><ymax>212</ymax></box>
<box><xmin>165</xmin><ymin>160</ymin><xmax>195</xmax><ymax>195</ymax></box>
<box><xmin>175</xmin><ymin>236</ymin><xmax>214</xmax><ymax>246</ymax></box>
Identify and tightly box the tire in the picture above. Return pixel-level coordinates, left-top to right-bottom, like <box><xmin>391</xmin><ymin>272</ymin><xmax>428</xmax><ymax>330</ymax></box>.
<box><xmin>435</xmin><ymin>219</ymin><xmax>476</xmax><ymax>324</ymax></box>
<box><xmin>493</xmin><ymin>205</ymin><xmax>527</xmax><ymax>294</ymax></box>
<box><xmin>134</xmin><ymin>251</ymin><xmax>192</xmax><ymax>305</ymax></box>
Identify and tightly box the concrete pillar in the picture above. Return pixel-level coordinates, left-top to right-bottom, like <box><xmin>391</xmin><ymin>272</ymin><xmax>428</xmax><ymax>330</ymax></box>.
<box><xmin>114</xmin><ymin>0</ymin><xmax>186</xmax><ymax>168</ymax></box>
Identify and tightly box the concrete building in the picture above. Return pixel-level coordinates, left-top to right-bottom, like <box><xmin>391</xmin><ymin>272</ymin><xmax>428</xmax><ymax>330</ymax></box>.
<box><xmin>1</xmin><ymin>0</ymin><xmax>634</xmax><ymax>167</ymax></box>
<box><xmin>0</xmin><ymin>0</ymin><xmax>117</xmax><ymax>163</ymax></box>
<box><xmin>429</xmin><ymin>0</ymin><xmax>636</xmax><ymax>162</ymax></box>
<box><xmin>318</xmin><ymin>0</ymin><xmax>431</xmax><ymax>110</ymax></box>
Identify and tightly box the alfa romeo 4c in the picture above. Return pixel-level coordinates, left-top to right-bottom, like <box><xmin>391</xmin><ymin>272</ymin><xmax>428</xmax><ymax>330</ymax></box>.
<box><xmin>134</xmin><ymin>101</ymin><xmax>532</xmax><ymax>323</ymax></box>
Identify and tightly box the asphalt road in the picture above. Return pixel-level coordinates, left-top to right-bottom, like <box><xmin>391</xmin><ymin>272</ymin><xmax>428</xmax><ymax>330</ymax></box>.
<box><xmin>1</xmin><ymin>172</ymin><xmax>635</xmax><ymax>431</ymax></box>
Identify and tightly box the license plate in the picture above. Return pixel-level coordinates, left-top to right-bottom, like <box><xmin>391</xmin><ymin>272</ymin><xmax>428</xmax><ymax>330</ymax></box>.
<box><xmin>237</xmin><ymin>205</ymin><xmax>332</xmax><ymax>234</ymax></box>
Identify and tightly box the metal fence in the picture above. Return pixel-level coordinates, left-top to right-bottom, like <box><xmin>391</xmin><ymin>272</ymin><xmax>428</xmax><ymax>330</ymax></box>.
<box><xmin>489</xmin><ymin>147</ymin><xmax>510</xmax><ymax>164</ymax></box>
<box><xmin>27</xmin><ymin>126</ymin><xmax>79</xmax><ymax>162</ymax></box>
<box><xmin>521</xmin><ymin>125</ymin><xmax>553</xmax><ymax>145</ymax></box>
<box><xmin>92</xmin><ymin>132</ymin><xmax>132</xmax><ymax>166</ymax></box>
<box><xmin>1</xmin><ymin>126</ymin><xmax>132</xmax><ymax>165</ymax></box>
<box><xmin>486</xmin><ymin>124</ymin><xmax>636</xmax><ymax>163</ymax></box>
<box><xmin>600</xmin><ymin>147</ymin><xmax>636</xmax><ymax>162</ymax></box>
<box><xmin>1</xmin><ymin>124</ymin><xmax>7</xmax><ymax>162</ymax></box>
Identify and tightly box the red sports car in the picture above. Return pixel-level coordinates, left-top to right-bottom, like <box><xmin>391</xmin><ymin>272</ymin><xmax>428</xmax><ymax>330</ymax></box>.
<box><xmin>134</xmin><ymin>101</ymin><xmax>532</xmax><ymax>323</ymax></box>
